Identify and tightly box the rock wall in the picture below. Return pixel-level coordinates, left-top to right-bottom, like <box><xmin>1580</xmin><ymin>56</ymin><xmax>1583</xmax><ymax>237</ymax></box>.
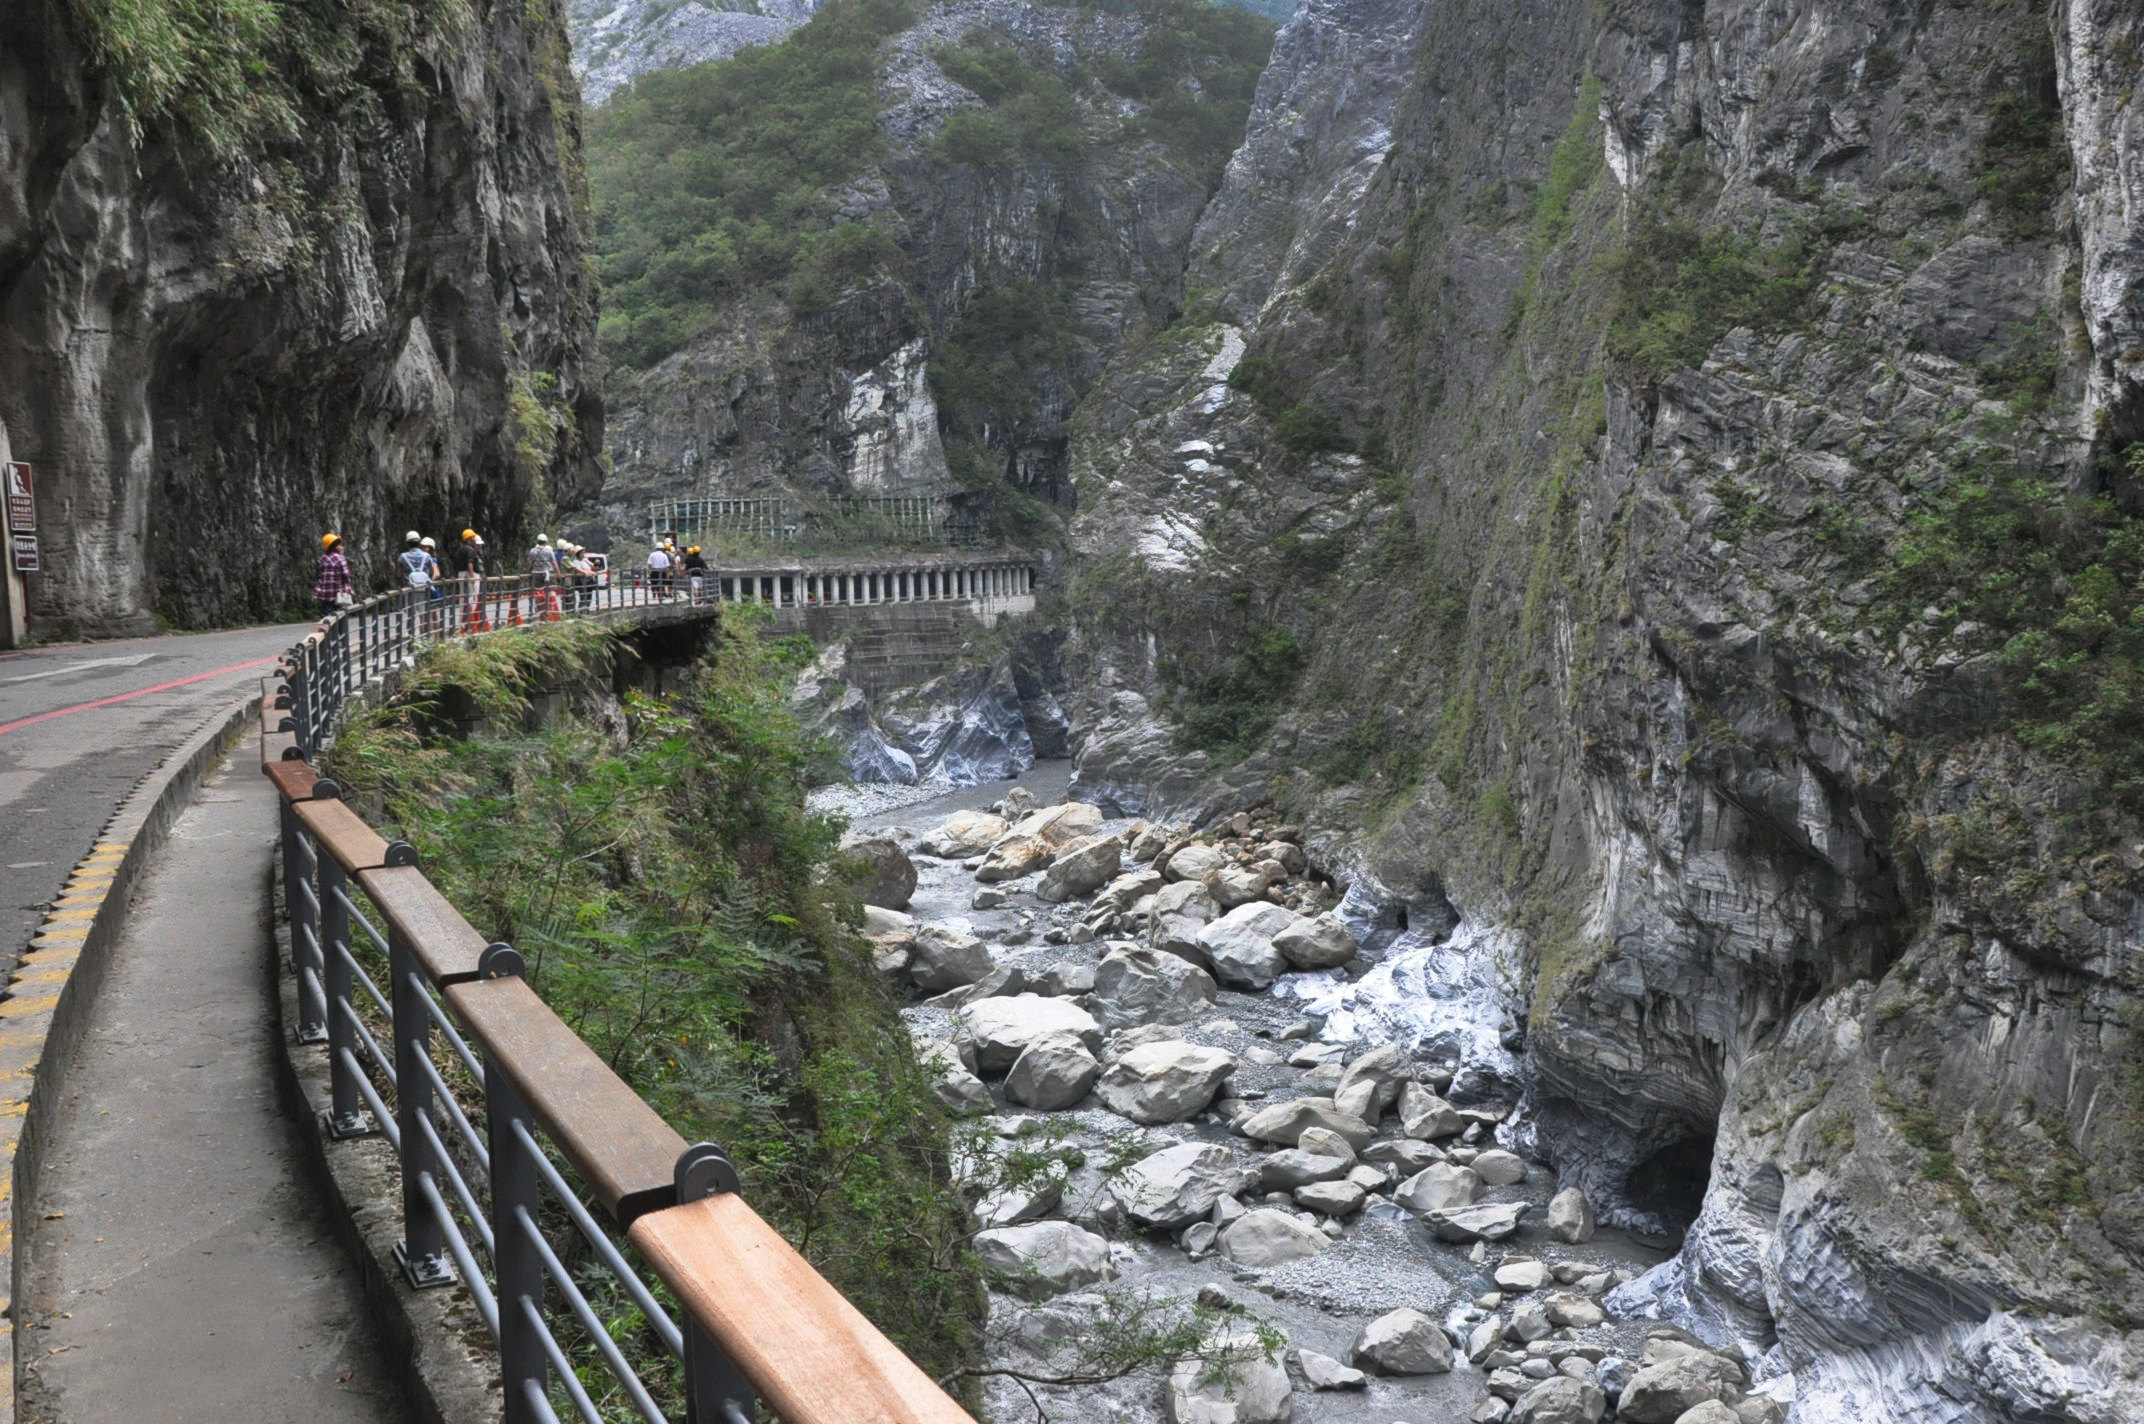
<box><xmin>568</xmin><ymin>0</ymin><xmax>820</xmax><ymax>104</ymax></box>
<box><xmin>584</xmin><ymin>0</ymin><xmax>1271</xmax><ymax>551</ymax></box>
<box><xmin>1056</xmin><ymin>0</ymin><xmax>2144</xmax><ymax>1418</ymax></box>
<box><xmin>0</xmin><ymin>0</ymin><xmax>603</xmax><ymax>637</ymax></box>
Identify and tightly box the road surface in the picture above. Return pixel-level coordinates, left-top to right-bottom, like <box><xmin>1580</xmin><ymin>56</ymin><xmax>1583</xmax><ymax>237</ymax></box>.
<box><xmin>0</xmin><ymin>624</ymin><xmax>309</xmax><ymax>977</ymax></box>
<box><xmin>18</xmin><ymin>752</ymin><xmax>409</xmax><ymax>1423</ymax></box>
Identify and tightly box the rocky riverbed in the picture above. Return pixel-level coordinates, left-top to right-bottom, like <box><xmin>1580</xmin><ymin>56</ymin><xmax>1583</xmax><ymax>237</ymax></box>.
<box><xmin>846</xmin><ymin>768</ymin><xmax>1787</xmax><ymax>1424</ymax></box>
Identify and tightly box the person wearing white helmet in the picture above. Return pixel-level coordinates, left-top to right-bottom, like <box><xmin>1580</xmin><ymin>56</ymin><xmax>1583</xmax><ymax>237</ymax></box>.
<box><xmin>528</xmin><ymin>532</ymin><xmax>557</xmax><ymax>585</ymax></box>
<box><xmin>417</xmin><ymin>535</ymin><xmax>445</xmax><ymax>629</ymax></box>
<box><xmin>397</xmin><ymin>530</ymin><xmax>433</xmax><ymax>590</ymax></box>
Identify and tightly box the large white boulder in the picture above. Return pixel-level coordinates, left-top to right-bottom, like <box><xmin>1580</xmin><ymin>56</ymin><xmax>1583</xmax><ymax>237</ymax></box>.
<box><xmin>1113</xmin><ymin>1142</ymin><xmax>1247</xmax><ymax>1229</ymax></box>
<box><xmin>1509</xmin><ymin>1376</ymin><xmax>1607</xmax><ymax>1424</ymax></box>
<box><xmin>1149</xmin><ymin>879</ymin><xmax>1221</xmax><ymax>964</ymax></box>
<box><xmin>1202</xmin><ymin>864</ymin><xmax>1272</xmax><ymax>909</ymax></box>
<box><xmin>1036</xmin><ymin>833</ymin><xmax>1124</xmax><ymax>903</ymax></box>
<box><xmin>1090</xmin><ymin>945</ymin><xmax>1218</xmax><ymax>1030</ymax></box>
<box><xmin>906</xmin><ymin>925</ymin><xmax>994</xmax><ymax>993</ymax></box>
<box><xmin>1096</xmin><ymin>1041</ymin><xmax>1236</xmax><ymax>1124</ymax></box>
<box><xmin>917</xmin><ymin>1039</ymin><xmax>990</xmax><ymax>1116</ymax></box>
<box><xmin>958</xmin><ymin>995</ymin><xmax>1103</xmax><ymax>1072</ymax></box>
<box><xmin>918</xmin><ymin>809</ymin><xmax>1007</xmax><ymax>858</ymax></box>
<box><xmin>1294</xmin><ymin>1179</ymin><xmax>1366</xmax><ymax>1216</ymax></box>
<box><xmin>1547</xmin><ymin>1186</ymin><xmax>1596</xmax><ymax>1243</ymax></box>
<box><xmin>1237</xmin><ymin>1097</ymin><xmax>1375</xmax><ymax>1150</ymax></box>
<box><xmin>1615</xmin><ymin>1349</ymin><xmax>1745</xmax><ymax>1423</ymax></box>
<box><xmin>1253</xmin><ymin>1149</ymin><xmax>1353</xmax><ymax>1192</ymax></box>
<box><xmin>1397</xmin><ymin>1082</ymin><xmax>1465</xmax><ymax>1139</ymax></box>
<box><xmin>1219</xmin><ymin>1209</ymin><xmax>1327</xmax><ymax>1267</ymax></box>
<box><xmin>975</xmin><ymin>834</ymin><xmax>1052</xmax><ymax>883</ymax></box>
<box><xmin>1395</xmin><ymin>1162</ymin><xmax>1484</xmax><ymax>1214</ymax></box>
<box><xmin>1272</xmin><ymin>912</ymin><xmax>1357</xmax><ymax>969</ymax></box>
<box><xmin>1471</xmin><ymin>1149</ymin><xmax>1527</xmax><ymax>1186</ymax></box>
<box><xmin>1008</xmin><ymin>801</ymin><xmax>1103</xmax><ymax>847</ymax></box>
<box><xmin>1003</xmin><ymin>1030</ymin><xmax>1101</xmax><ymax>1110</ymax></box>
<box><xmin>973</xmin><ymin>1221</ymin><xmax>1114</xmax><ymax>1299</ymax></box>
<box><xmin>837</xmin><ymin>832</ymin><xmax>917</xmax><ymax>910</ymax></box>
<box><xmin>1196</xmin><ymin>902</ymin><xmax>1304</xmax><ymax>990</ymax></box>
<box><xmin>1161</xmin><ymin>842</ymin><xmax>1226</xmax><ymax>883</ymax></box>
<box><xmin>1351</xmin><ymin>1308</ymin><xmax>1454</xmax><ymax>1374</ymax></box>
<box><xmin>1297</xmin><ymin>1349</ymin><xmax>1366</xmax><ymax>1390</ymax></box>
<box><xmin>1164</xmin><ymin>1326</ymin><xmax>1292</xmax><ymax>1424</ymax></box>
<box><xmin>1424</xmin><ymin>1201</ymin><xmax>1529</xmax><ymax>1242</ymax></box>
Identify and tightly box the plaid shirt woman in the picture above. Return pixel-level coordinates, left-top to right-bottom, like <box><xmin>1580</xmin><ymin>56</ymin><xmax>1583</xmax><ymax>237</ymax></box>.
<box><xmin>314</xmin><ymin>541</ymin><xmax>352</xmax><ymax>616</ymax></box>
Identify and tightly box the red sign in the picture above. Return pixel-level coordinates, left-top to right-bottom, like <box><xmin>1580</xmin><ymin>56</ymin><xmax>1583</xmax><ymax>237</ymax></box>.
<box><xmin>11</xmin><ymin>533</ymin><xmax>37</xmax><ymax>573</ymax></box>
<box><xmin>5</xmin><ymin>462</ymin><xmax>32</xmax><ymax>534</ymax></box>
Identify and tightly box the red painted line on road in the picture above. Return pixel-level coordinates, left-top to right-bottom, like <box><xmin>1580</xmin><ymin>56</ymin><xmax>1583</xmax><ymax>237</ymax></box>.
<box><xmin>0</xmin><ymin>654</ymin><xmax>282</xmax><ymax>737</ymax></box>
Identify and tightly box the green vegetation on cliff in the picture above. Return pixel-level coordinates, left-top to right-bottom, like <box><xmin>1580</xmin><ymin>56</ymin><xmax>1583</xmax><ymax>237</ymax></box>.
<box><xmin>586</xmin><ymin>0</ymin><xmax>1272</xmax><ymax>371</ymax></box>
<box><xmin>1889</xmin><ymin>449</ymin><xmax>2144</xmax><ymax>799</ymax></box>
<box><xmin>329</xmin><ymin>619</ymin><xmax>983</xmax><ymax>1398</ymax></box>
<box><xmin>588</xmin><ymin>0</ymin><xmax>916</xmax><ymax>365</ymax></box>
<box><xmin>69</xmin><ymin>0</ymin><xmax>486</xmax><ymax>156</ymax></box>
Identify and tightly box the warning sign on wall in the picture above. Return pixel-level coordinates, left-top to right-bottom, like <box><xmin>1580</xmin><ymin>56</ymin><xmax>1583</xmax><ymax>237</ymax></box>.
<box><xmin>11</xmin><ymin>533</ymin><xmax>38</xmax><ymax>573</ymax></box>
<box><xmin>5</xmin><ymin>462</ymin><xmax>33</xmax><ymax>534</ymax></box>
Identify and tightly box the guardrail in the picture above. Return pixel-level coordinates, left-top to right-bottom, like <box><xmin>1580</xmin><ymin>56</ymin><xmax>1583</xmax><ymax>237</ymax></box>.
<box><xmin>263</xmin><ymin>579</ymin><xmax>975</xmax><ymax>1422</ymax></box>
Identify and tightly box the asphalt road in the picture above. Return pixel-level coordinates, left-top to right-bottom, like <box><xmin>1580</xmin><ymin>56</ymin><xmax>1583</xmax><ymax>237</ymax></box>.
<box><xmin>0</xmin><ymin>624</ymin><xmax>310</xmax><ymax>976</ymax></box>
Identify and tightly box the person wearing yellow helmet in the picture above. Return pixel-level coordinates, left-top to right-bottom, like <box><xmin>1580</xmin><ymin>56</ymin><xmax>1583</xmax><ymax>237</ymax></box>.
<box><xmin>682</xmin><ymin>543</ymin><xmax>709</xmax><ymax>602</ymax></box>
<box><xmin>314</xmin><ymin>533</ymin><xmax>352</xmax><ymax>617</ymax></box>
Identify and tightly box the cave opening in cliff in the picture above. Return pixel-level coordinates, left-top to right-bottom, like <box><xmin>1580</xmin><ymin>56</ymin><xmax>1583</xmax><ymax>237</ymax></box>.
<box><xmin>1623</xmin><ymin>1135</ymin><xmax>1716</xmax><ymax>1237</ymax></box>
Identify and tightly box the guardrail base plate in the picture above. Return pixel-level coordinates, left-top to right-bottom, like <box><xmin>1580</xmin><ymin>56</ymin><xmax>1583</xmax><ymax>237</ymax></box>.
<box><xmin>393</xmin><ymin>1241</ymin><xmax>458</xmax><ymax>1290</ymax></box>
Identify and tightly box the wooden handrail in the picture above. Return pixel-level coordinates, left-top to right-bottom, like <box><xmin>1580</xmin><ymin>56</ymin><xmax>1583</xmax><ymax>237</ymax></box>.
<box><xmin>355</xmin><ymin>865</ymin><xmax>489</xmax><ymax>982</ymax></box>
<box><xmin>442</xmin><ymin>975</ymin><xmax>687</xmax><ymax>1223</ymax></box>
<box><xmin>292</xmin><ymin>797</ymin><xmax>392</xmax><ymax>872</ymax></box>
<box><xmin>629</xmin><ymin>1193</ymin><xmax>975</xmax><ymax>1424</ymax></box>
<box><xmin>263</xmin><ymin>759</ymin><xmax>322</xmax><ymax>804</ymax></box>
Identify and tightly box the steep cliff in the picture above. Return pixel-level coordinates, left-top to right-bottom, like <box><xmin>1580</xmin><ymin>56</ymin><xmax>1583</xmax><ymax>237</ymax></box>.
<box><xmin>1059</xmin><ymin>0</ymin><xmax>2144</xmax><ymax>1417</ymax></box>
<box><xmin>568</xmin><ymin>0</ymin><xmax>821</xmax><ymax>104</ymax></box>
<box><xmin>0</xmin><ymin>0</ymin><xmax>603</xmax><ymax>636</ymax></box>
<box><xmin>580</xmin><ymin>0</ymin><xmax>1272</xmax><ymax>550</ymax></box>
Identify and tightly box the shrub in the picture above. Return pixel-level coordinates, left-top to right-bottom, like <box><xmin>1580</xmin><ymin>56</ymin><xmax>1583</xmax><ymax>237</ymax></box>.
<box><xmin>1228</xmin><ymin>356</ymin><xmax>1353</xmax><ymax>454</ymax></box>
<box><xmin>1605</xmin><ymin>218</ymin><xmax>1820</xmax><ymax>379</ymax></box>
<box><xmin>1974</xmin><ymin>51</ymin><xmax>2069</xmax><ymax>238</ymax></box>
<box><xmin>328</xmin><ymin>619</ymin><xmax>985</xmax><ymax>1385</ymax></box>
<box><xmin>1171</xmin><ymin>629</ymin><xmax>1305</xmax><ymax>759</ymax></box>
<box><xmin>1888</xmin><ymin>457</ymin><xmax>2144</xmax><ymax>799</ymax></box>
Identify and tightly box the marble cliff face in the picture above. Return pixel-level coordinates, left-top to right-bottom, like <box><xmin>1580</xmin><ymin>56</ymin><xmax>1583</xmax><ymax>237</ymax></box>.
<box><xmin>0</xmin><ymin>0</ymin><xmax>602</xmax><ymax>634</ymax></box>
<box><xmin>1049</xmin><ymin>0</ymin><xmax>2144</xmax><ymax>1418</ymax></box>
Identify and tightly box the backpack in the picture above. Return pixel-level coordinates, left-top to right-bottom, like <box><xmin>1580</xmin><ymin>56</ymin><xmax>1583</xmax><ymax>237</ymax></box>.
<box><xmin>399</xmin><ymin>547</ymin><xmax>431</xmax><ymax>588</ymax></box>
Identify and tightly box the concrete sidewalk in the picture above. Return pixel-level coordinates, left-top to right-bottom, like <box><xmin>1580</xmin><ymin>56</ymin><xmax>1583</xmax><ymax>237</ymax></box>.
<box><xmin>17</xmin><ymin>751</ymin><xmax>409</xmax><ymax>1423</ymax></box>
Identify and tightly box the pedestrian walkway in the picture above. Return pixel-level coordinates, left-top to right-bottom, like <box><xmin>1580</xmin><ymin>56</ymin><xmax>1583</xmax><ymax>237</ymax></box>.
<box><xmin>17</xmin><ymin>751</ymin><xmax>408</xmax><ymax>1424</ymax></box>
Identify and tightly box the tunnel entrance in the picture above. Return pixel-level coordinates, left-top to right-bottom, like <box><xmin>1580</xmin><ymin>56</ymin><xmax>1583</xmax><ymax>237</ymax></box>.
<box><xmin>1623</xmin><ymin>1135</ymin><xmax>1716</xmax><ymax>1238</ymax></box>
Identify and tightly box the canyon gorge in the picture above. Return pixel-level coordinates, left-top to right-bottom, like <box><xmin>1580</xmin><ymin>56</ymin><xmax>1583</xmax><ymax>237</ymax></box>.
<box><xmin>6</xmin><ymin>0</ymin><xmax>2144</xmax><ymax>1419</ymax></box>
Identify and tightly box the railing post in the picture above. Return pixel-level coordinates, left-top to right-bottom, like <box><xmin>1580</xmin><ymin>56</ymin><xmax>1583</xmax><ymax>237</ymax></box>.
<box><xmin>286</xmin><ymin>808</ymin><xmax>328</xmax><ymax>1045</ymax></box>
<box><xmin>318</xmin><ymin>852</ymin><xmax>372</xmax><ymax>1139</ymax></box>
<box><xmin>390</xmin><ymin>925</ymin><xmax>456</xmax><ymax>1289</ymax></box>
<box><xmin>488</xmin><ymin>1055</ymin><xmax>548</xmax><ymax>1422</ymax></box>
<box><xmin>677</xmin><ymin>1145</ymin><xmax>757</xmax><ymax>1424</ymax></box>
<box><xmin>287</xmin><ymin>663</ymin><xmax>312</xmax><ymax>759</ymax></box>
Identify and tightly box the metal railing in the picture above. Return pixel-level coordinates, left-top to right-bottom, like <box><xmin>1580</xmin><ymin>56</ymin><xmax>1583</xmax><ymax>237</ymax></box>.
<box><xmin>285</xmin><ymin>560</ymin><xmax>1037</xmax><ymax>756</ymax></box>
<box><xmin>263</xmin><ymin>583</ymin><xmax>974</xmax><ymax>1422</ymax></box>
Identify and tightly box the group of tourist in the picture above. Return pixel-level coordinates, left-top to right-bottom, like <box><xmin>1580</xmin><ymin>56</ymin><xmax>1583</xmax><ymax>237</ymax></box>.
<box><xmin>524</xmin><ymin>532</ymin><xmax>605</xmax><ymax>610</ymax></box>
<box><xmin>312</xmin><ymin>526</ymin><xmax>598</xmax><ymax>619</ymax></box>
<box><xmin>313</xmin><ymin>527</ymin><xmax>717</xmax><ymax>620</ymax></box>
<box><xmin>645</xmin><ymin>537</ymin><xmax>711</xmax><ymax>601</ymax></box>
